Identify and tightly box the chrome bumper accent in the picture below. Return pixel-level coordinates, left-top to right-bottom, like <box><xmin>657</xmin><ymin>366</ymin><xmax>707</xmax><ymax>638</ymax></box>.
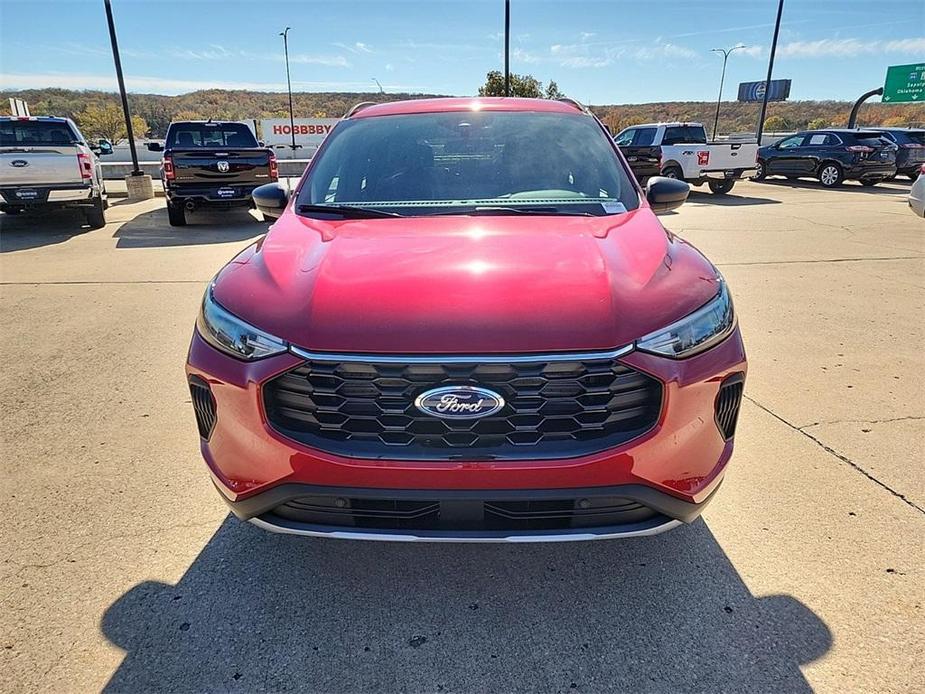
<box><xmin>47</xmin><ymin>189</ymin><xmax>93</xmax><ymax>201</ymax></box>
<box><xmin>702</xmin><ymin>169</ymin><xmax>757</xmax><ymax>180</ymax></box>
<box><xmin>249</xmin><ymin>515</ymin><xmax>682</xmax><ymax>543</ymax></box>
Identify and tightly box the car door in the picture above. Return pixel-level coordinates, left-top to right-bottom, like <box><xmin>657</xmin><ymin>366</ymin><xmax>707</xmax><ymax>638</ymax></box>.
<box><xmin>798</xmin><ymin>132</ymin><xmax>837</xmax><ymax>175</ymax></box>
<box><xmin>766</xmin><ymin>134</ymin><xmax>807</xmax><ymax>175</ymax></box>
<box><xmin>615</xmin><ymin>127</ymin><xmax>660</xmax><ymax>180</ymax></box>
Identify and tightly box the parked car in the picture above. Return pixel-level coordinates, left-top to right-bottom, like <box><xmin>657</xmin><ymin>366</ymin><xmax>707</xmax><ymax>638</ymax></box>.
<box><xmin>910</xmin><ymin>163</ymin><xmax>925</xmax><ymax>217</ymax></box>
<box><xmin>147</xmin><ymin>120</ymin><xmax>277</xmax><ymax>226</ymax></box>
<box><xmin>755</xmin><ymin>129</ymin><xmax>897</xmax><ymax>187</ymax></box>
<box><xmin>614</xmin><ymin>122</ymin><xmax>758</xmax><ymax>194</ymax></box>
<box><xmin>869</xmin><ymin>127</ymin><xmax>925</xmax><ymax>180</ymax></box>
<box><xmin>0</xmin><ymin>116</ymin><xmax>111</xmax><ymax>228</ymax></box>
<box><xmin>186</xmin><ymin>97</ymin><xmax>747</xmax><ymax>542</ymax></box>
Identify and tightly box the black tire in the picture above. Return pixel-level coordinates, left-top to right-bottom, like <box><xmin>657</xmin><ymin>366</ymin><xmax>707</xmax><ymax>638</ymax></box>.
<box><xmin>661</xmin><ymin>165</ymin><xmax>684</xmax><ymax>180</ymax></box>
<box><xmin>859</xmin><ymin>179</ymin><xmax>879</xmax><ymax>187</ymax></box>
<box><xmin>818</xmin><ymin>162</ymin><xmax>844</xmax><ymax>188</ymax></box>
<box><xmin>708</xmin><ymin>179</ymin><xmax>736</xmax><ymax>195</ymax></box>
<box><xmin>752</xmin><ymin>160</ymin><xmax>766</xmax><ymax>181</ymax></box>
<box><xmin>167</xmin><ymin>201</ymin><xmax>187</xmax><ymax>227</ymax></box>
<box><xmin>85</xmin><ymin>196</ymin><xmax>106</xmax><ymax>229</ymax></box>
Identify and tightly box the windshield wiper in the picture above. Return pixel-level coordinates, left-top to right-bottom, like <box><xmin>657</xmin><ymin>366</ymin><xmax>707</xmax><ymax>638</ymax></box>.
<box><xmin>427</xmin><ymin>206</ymin><xmax>595</xmax><ymax>217</ymax></box>
<box><xmin>296</xmin><ymin>204</ymin><xmax>403</xmax><ymax>219</ymax></box>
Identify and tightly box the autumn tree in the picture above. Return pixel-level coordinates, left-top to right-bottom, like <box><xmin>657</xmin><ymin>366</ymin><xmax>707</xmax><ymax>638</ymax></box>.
<box><xmin>544</xmin><ymin>80</ymin><xmax>564</xmax><ymax>100</ymax></box>
<box><xmin>807</xmin><ymin>117</ymin><xmax>830</xmax><ymax>130</ymax></box>
<box><xmin>76</xmin><ymin>103</ymin><xmax>148</xmax><ymax>143</ymax></box>
<box><xmin>478</xmin><ymin>71</ymin><xmax>543</xmax><ymax>98</ymax></box>
<box><xmin>763</xmin><ymin>115</ymin><xmax>794</xmax><ymax>132</ymax></box>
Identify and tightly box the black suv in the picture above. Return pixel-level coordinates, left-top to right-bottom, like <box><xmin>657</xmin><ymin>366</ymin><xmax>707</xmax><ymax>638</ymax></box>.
<box><xmin>869</xmin><ymin>128</ymin><xmax>925</xmax><ymax>179</ymax></box>
<box><xmin>755</xmin><ymin>130</ymin><xmax>897</xmax><ymax>188</ymax></box>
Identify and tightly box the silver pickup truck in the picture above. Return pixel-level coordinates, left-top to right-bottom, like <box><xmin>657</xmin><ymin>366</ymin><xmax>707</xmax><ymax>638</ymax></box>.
<box><xmin>0</xmin><ymin>116</ymin><xmax>111</xmax><ymax>228</ymax></box>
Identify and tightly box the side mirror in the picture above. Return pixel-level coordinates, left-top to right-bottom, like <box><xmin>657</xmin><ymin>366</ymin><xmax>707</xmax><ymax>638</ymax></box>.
<box><xmin>97</xmin><ymin>139</ymin><xmax>113</xmax><ymax>156</ymax></box>
<box><xmin>146</xmin><ymin>142</ymin><xmax>164</xmax><ymax>152</ymax></box>
<box><xmin>252</xmin><ymin>182</ymin><xmax>289</xmax><ymax>220</ymax></box>
<box><xmin>645</xmin><ymin>176</ymin><xmax>689</xmax><ymax>214</ymax></box>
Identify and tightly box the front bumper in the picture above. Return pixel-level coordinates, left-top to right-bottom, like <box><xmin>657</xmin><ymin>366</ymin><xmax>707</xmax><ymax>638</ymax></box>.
<box><xmin>186</xmin><ymin>328</ymin><xmax>747</xmax><ymax>541</ymax></box>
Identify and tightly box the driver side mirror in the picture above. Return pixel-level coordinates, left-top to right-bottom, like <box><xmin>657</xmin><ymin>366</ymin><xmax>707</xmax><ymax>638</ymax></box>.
<box><xmin>646</xmin><ymin>176</ymin><xmax>689</xmax><ymax>214</ymax></box>
<box><xmin>252</xmin><ymin>183</ymin><xmax>289</xmax><ymax>220</ymax></box>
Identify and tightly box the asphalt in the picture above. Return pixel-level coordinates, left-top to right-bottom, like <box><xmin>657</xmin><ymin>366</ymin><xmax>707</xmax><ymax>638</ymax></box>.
<box><xmin>1</xmin><ymin>179</ymin><xmax>923</xmax><ymax>693</ymax></box>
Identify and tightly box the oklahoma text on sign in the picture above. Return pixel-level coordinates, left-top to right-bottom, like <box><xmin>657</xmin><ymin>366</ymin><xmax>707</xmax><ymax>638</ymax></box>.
<box><xmin>259</xmin><ymin>118</ymin><xmax>340</xmax><ymax>154</ymax></box>
<box><xmin>882</xmin><ymin>63</ymin><xmax>925</xmax><ymax>103</ymax></box>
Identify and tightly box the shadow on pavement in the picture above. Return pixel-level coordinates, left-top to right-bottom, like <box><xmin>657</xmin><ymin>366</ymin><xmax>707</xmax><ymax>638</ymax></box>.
<box><xmin>113</xmin><ymin>206</ymin><xmax>267</xmax><ymax>248</ymax></box>
<box><xmin>687</xmin><ymin>190</ymin><xmax>781</xmax><ymax>207</ymax></box>
<box><xmin>756</xmin><ymin>177</ymin><xmax>911</xmax><ymax>195</ymax></box>
<box><xmin>101</xmin><ymin>516</ymin><xmax>831</xmax><ymax>692</ymax></box>
<box><xmin>0</xmin><ymin>210</ymin><xmax>96</xmax><ymax>252</ymax></box>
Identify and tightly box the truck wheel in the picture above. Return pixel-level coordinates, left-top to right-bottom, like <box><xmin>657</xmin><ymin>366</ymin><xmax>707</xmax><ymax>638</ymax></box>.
<box><xmin>167</xmin><ymin>201</ymin><xmax>187</xmax><ymax>227</ymax></box>
<box><xmin>708</xmin><ymin>179</ymin><xmax>736</xmax><ymax>195</ymax></box>
<box><xmin>818</xmin><ymin>163</ymin><xmax>843</xmax><ymax>188</ymax></box>
<box><xmin>661</xmin><ymin>165</ymin><xmax>683</xmax><ymax>180</ymax></box>
<box><xmin>85</xmin><ymin>197</ymin><xmax>106</xmax><ymax>229</ymax></box>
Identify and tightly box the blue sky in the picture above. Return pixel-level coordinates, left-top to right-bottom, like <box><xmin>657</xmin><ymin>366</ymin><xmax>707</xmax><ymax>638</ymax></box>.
<box><xmin>1</xmin><ymin>0</ymin><xmax>923</xmax><ymax>103</ymax></box>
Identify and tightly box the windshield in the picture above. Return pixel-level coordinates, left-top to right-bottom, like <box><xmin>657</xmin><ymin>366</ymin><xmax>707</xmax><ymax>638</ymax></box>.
<box><xmin>299</xmin><ymin>110</ymin><xmax>638</xmax><ymax>217</ymax></box>
<box><xmin>0</xmin><ymin>120</ymin><xmax>79</xmax><ymax>147</ymax></box>
<box><xmin>167</xmin><ymin>123</ymin><xmax>258</xmax><ymax>148</ymax></box>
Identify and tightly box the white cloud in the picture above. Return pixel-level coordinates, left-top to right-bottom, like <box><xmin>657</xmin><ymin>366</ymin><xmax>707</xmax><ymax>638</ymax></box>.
<box><xmin>512</xmin><ymin>47</ymin><xmax>541</xmax><ymax>64</ymax></box>
<box><xmin>738</xmin><ymin>45</ymin><xmax>764</xmax><ymax>58</ymax></box>
<box><xmin>550</xmin><ymin>39</ymin><xmax>698</xmax><ymax>68</ymax></box>
<box><xmin>580</xmin><ymin>32</ymin><xmax>596</xmax><ymax>41</ymax></box>
<box><xmin>287</xmin><ymin>53</ymin><xmax>351</xmax><ymax>67</ymax></box>
<box><xmin>168</xmin><ymin>45</ymin><xmax>234</xmax><ymax>61</ymax></box>
<box><xmin>779</xmin><ymin>37</ymin><xmax>925</xmax><ymax>58</ymax></box>
<box><xmin>561</xmin><ymin>55</ymin><xmax>613</xmax><ymax>68</ymax></box>
<box><xmin>333</xmin><ymin>41</ymin><xmax>373</xmax><ymax>55</ymax></box>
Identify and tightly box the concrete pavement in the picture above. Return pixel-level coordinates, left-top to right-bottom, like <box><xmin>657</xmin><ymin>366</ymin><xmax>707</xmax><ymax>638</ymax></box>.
<box><xmin>1</xmin><ymin>180</ymin><xmax>923</xmax><ymax>692</ymax></box>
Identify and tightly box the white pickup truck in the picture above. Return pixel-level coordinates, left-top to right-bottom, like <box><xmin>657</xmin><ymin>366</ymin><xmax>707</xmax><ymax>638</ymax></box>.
<box><xmin>0</xmin><ymin>116</ymin><xmax>111</xmax><ymax>228</ymax></box>
<box><xmin>614</xmin><ymin>122</ymin><xmax>759</xmax><ymax>194</ymax></box>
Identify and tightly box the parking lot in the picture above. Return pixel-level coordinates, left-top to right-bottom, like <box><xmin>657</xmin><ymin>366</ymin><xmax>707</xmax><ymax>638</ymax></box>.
<box><xmin>1</xmin><ymin>179</ymin><xmax>922</xmax><ymax>692</ymax></box>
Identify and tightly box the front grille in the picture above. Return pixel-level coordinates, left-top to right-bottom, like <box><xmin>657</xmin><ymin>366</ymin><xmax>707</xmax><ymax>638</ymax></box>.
<box><xmin>262</xmin><ymin>355</ymin><xmax>662</xmax><ymax>460</ymax></box>
<box><xmin>715</xmin><ymin>374</ymin><xmax>744</xmax><ymax>440</ymax></box>
<box><xmin>189</xmin><ymin>376</ymin><xmax>217</xmax><ymax>439</ymax></box>
<box><xmin>270</xmin><ymin>494</ymin><xmax>657</xmax><ymax>531</ymax></box>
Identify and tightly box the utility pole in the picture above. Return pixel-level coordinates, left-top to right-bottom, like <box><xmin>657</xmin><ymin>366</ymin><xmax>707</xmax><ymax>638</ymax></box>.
<box><xmin>504</xmin><ymin>0</ymin><xmax>511</xmax><ymax>96</ymax></box>
<box><xmin>280</xmin><ymin>27</ymin><xmax>297</xmax><ymax>154</ymax></box>
<box><xmin>103</xmin><ymin>0</ymin><xmax>139</xmax><ymax>175</ymax></box>
<box><xmin>711</xmin><ymin>45</ymin><xmax>746</xmax><ymax>140</ymax></box>
<box><xmin>756</xmin><ymin>0</ymin><xmax>784</xmax><ymax>144</ymax></box>
<box><xmin>372</xmin><ymin>77</ymin><xmax>384</xmax><ymax>94</ymax></box>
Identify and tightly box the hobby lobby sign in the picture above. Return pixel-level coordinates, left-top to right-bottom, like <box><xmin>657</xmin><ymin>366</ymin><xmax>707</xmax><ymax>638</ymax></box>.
<box><xmin>259</xmin><ymin>118</ymin><xmax>340</xmax><ymax>150</ymax></box>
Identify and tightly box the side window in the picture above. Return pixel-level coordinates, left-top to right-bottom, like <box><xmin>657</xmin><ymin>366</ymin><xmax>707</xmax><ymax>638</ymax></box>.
<box><xmin>615</xmin><ymin>129</ymin><xmax>635</xmax><ymax>147</ymax></box>
<box><xmin>777</xmin><ymin>135</ymin><xmax>805</xmax><ymax>149</ymax></box>
<box><xmin>662</xmin><ymin>127</ymin><xmax>684</xmax><ymax>145</ymax></box>
<box><xmin>806</xmin><ymin>134</ymin><xmax>832</xmax><ymax>146</ymax></box>
<box><xmin>634</xmin><ymin>128</ymin><xmax>657</xmax><ymax>146</ymax></box>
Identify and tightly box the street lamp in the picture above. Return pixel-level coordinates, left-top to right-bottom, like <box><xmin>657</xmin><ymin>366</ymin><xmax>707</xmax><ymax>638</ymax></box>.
<box><xmin>710</xmin><ymin>44</ymin><xmax>747</xmax><ymax>140</ymax></box>
<box><xmin>372</xmin><ymin>77</ymin><xmax>384</xmax><ymax>94</ymax></box>
<box><xmin>280</xmin><ymin>27</ymin><xmax>296</xmax><ymax>154</ymax></box>
<box><xmin>504</xmin><ymin>0</ymin><xmax>511</xmax><ymax>96</ymax></box>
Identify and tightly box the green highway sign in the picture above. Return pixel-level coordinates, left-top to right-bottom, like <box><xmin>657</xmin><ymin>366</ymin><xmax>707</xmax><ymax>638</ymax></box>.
<box><xmin>882</xmin><ymin>63</ymin><xmax>925</xmax><ymax>102</ymax></box>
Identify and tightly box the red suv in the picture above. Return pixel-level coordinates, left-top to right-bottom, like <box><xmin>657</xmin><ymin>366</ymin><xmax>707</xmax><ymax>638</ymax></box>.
<box><xmin>186</xmin><ymin>98</ymin><xmax>747</xmax><ymax>542</ymax></box>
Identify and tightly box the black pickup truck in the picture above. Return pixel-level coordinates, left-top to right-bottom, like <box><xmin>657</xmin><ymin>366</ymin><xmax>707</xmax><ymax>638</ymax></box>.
<box><xmin>147</xmin><ymin>121</ymin><xmax>277</xmax><ymax>226</ymax></box>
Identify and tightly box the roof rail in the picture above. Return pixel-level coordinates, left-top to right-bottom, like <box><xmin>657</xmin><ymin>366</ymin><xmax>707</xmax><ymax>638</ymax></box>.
<box><xmin>557</xmin><ymin>97</ymin><xmax>590</xmax><ymax>114</ymax></box>
<box><xmin>344</xmin><ymin>101</ymin><xmax>378</xmax><ymax>118</ymax></box>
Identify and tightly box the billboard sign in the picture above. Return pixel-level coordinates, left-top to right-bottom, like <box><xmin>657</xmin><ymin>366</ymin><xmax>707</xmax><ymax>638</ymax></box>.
<box><xmin>259</xmin><ymin>118</ymin><xmax>340</xmax><ymax>152</ymax></box>
<box><xmin>882</xmin><ymin>63</ymin><xmax>925</xmax><ymax>103</ymax></box>
<box><xmin>737</xmin><ymin>79</ymin><xmax>792</xmax><ymax>103</ymax></box>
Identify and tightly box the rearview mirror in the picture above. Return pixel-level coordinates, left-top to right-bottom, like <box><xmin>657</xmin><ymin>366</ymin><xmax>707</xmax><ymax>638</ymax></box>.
<box><xmin>146</xmin><ymin>142</ymin><xmax>164</xmax><ymax>152</ymax></box>
<box><xmin>645</xmin><ymin>176</ymin><xmax>689</xmax><ymax>214</ymax></box>
<box><xmin>252</xmin><ymin>183</ymin><xmax>289</xmax><ymax>220</ymax></box>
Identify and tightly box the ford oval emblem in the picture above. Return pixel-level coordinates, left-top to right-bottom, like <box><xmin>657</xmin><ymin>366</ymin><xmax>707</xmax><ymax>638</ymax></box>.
<box><xmin>10</xmin><ymin>159</ymin><xmax>29</xmax><ymax>168</ymax></box>
<box><xmin>414</xmin><ymin>386</ymin><xmax>505</xmax><ymax>419</ymax></box>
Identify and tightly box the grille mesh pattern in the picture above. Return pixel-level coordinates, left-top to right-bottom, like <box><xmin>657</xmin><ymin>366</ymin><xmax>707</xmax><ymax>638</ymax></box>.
<box><xmin>715</xmin><ymin>377</ymin><xmax>744</xmax><ymax>439</ymax></box>
<box><xmin>263</xmin><ymin>356</ymin><xmax>662</xmax><ymax>460</ymax></box>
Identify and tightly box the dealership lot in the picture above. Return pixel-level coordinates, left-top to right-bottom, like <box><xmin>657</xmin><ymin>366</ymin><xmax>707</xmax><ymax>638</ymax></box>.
<box><xmin>1</xmin><ymin>181</ymin><xmax>923</xmax><ymax>692</ymax></box>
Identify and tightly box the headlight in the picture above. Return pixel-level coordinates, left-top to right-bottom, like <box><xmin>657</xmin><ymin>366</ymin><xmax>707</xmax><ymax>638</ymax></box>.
<box><xmin>636</xmin><ymin>279</ymin><xmax>735</xmax><ymax>358</ymax></box>
<box><xmin>196</xmin><ymin>287</ymin><xmax>288</xmax><ymax>360</ymax></box>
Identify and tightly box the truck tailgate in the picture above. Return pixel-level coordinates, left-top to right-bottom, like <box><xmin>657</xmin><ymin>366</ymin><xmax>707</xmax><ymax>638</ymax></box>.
<box><xmin>0</xmin><ymin>147</ymin><xmax>81</xmax><ymax>186</ymax></box>
<box><xmin>170</xmin><ymin>149</ymin><xmax>272</xmax><ymax>185</ymax></box>
<box><xmin>696</xmin><ymin>143</ymin><xmax>758</xmax><ymax>171</ymax></box>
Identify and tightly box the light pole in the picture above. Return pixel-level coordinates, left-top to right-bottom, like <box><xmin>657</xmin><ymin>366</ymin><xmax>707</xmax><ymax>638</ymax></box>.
<box><xmin>280</xmin><ymin>27</ymin><xmax>296</xmax><ymax>154</ymax></box>
<box><xmin>710</xmin><ymin>45</ymin><xmax>746</xmax><ymax>140</ymax></box>
<box><xmin>756</xmin><ymin>0</ymin><xmax>785</xmax><ymax>144</ymax></box>
<box><xmin>504</xmin><ymin>0</ymin><xmax>510</xmax><ymax>96</ymax></box>
<box><xmin>103</xmin><ymin>0</ymin><xmax>139</xmax><ymax>175</ymax></box>
<box><xmin>372</xmin><ymin>77</ymin><xmax>384</xmax><ymax>94</ymax></box>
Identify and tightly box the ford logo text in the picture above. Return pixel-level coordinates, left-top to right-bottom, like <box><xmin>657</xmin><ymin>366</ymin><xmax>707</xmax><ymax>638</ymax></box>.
<box><xmin>414</xmin><ymin>386</ymin><xmax>505</xmax><ymax>420</ymax></box>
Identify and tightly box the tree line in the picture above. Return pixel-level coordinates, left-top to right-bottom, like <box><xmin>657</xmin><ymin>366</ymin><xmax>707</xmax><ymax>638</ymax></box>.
<box><xmin>3</xmin><ymin>74</ymin><xmax>923</xmax><ymax>143</ymax></box>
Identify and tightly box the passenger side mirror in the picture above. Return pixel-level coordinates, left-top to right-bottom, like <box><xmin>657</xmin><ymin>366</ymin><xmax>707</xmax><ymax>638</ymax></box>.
<box><xmin>146</xmin><ymin>142</ymin><xmax>164</xmax><ymax>152</ymax></box>
<box><xmin>252</xmin><ymin>183</ymin><xmax>289</xmax><ymax>220</ymax></box>
<box><xmin>645</xmin><ymin>176</ymin><xmax>689</xmax><ymax>214</ymax></box>
<box><xmin>97</xmin><ymin>139</ymin><xmax>113</xmax><ymax>156</ymax></box>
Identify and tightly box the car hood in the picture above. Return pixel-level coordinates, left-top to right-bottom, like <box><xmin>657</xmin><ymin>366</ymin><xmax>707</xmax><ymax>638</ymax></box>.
<box><xmin>212</xmin><ymin>209</ymin><xmax>720</xmax><ymax>354</ymax></box>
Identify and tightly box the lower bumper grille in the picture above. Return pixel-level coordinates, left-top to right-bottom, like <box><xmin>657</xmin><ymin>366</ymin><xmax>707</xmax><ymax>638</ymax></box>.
<box><xmin>271</xmin><ymin>494</ymin><xmax>657</xmax><ymax>532</ymax></box>
<box><xmin>262</xmin><ymin>354</ymin><xmax>663</xmax><ymax>460</ymax></box>
<box><xmin>715</xmin><ymin>374</ymin><xmax>744</xmax><ymax>439</ymax></box>
<box><xmin>189</xmin><ymin>377</ymin><xmax>217</xmax><ymax>439</ymax></box>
